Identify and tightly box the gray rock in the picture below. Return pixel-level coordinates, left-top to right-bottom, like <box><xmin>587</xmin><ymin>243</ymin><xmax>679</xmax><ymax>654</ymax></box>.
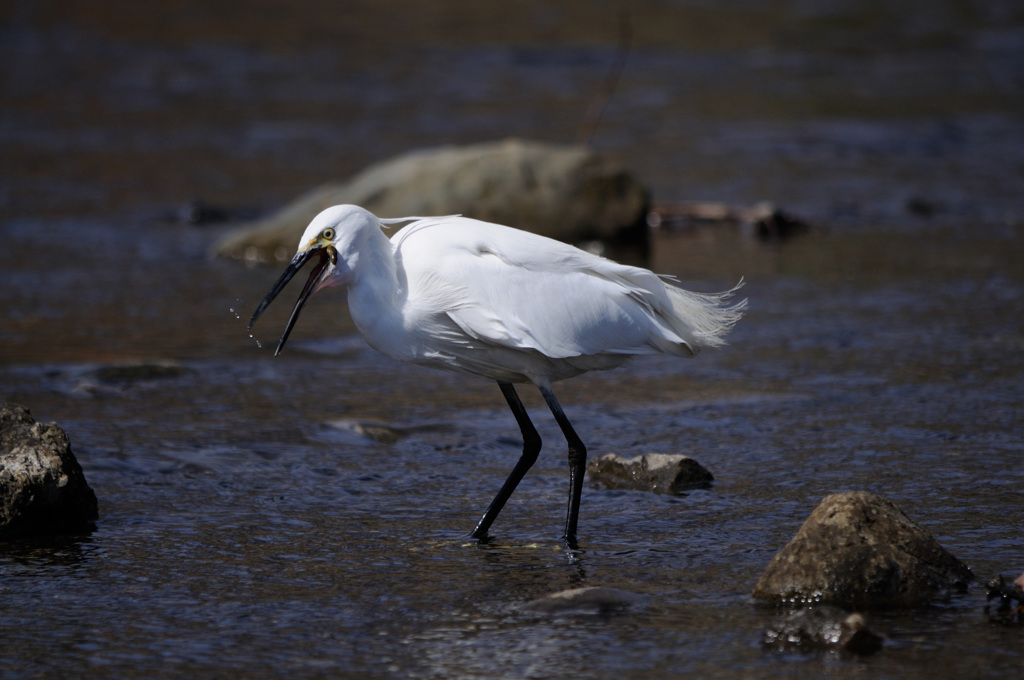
<box><xmin>519</xmin><ymin>587</ymin><xmax>647</xmax><ymax>616</ymax></box>
<box><xmin>587</xmin><ymin>453</ymin><xmax>713</xmax><ymax>494</ymax></box>
<box><xmin>214</xmin><ymin>138</ymin><xmax>649</xmax><ymax>263</ymax></box>
<box><xmin>762</xmin><ymin>604</ymin><xmax>884</xmax><ymax>655</ymax></box>
<box><xmin>752</xmin><ymin>491</ymin><xmax>973</xmax><ymax>608</ymax></box>
<box><xmin>1</xmin><ymin>403</ymin><xmax>98</xmax><ymax>538</ymax></box>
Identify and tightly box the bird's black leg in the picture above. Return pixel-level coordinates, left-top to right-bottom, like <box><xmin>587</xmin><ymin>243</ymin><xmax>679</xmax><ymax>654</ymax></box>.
<box><xmin>538</xmin><ymin>384</ymin><xmax>587</xmax><ymax>546</ymax></box>
<box><xmin>469</xmin><ymin>382</ymin><xmax>542</xmax><ymax>540</ymax></box>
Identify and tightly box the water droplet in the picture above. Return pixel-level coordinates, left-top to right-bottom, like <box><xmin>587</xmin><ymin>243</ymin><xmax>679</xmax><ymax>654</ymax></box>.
<box><xmin>231</xmin><ymin>300</ymin><xmax>261</xmax><ymax>347</ymax></box>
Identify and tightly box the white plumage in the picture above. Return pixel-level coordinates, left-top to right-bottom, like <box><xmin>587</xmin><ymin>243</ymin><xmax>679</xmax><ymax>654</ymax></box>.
<box><xmin>249</xmin><ymin>204</ymin><xmax>744</xmax><ymax>544</ymax></box>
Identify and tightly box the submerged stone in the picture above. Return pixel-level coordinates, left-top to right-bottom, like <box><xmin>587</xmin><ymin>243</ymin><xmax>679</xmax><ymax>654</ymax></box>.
<box><xmin>89</xmin><ymin>362</ymin><xmax>189</xmax><ymax>384</ymax></box>
<box><xmin>214</xmin><ymin>138</ymin><xmax>649</xmax><ymax>263</ymax></box>
<box><xmin>0</xmin><ymin>403</ymin><xmax>98</xmax><ymax>538</ymax></box>
<box><xmin>984</xmin><ymin>573</ymin><xmax>1024</xmax><ymax>625</ymax></box>
<box><xmin>519</xmin><ymin>587</ymin><xmax>647</xmax><ymax>616</ymax></box>
<box><xmin>762</xmin><ymin>604</ymin><xmax>884</xmax><ymax>655</ymax></box>
<box><xmin>587</xmin><ymin>452</ymin><xmax>713</xmax><ymax>494</ymax></box>
<box><xmin>323</xmin><ymin>419</ymin><xmax>448</xmax><ymax>445</ymax></box>
<box><xmin>647</xmin><ymin>201</ymin><xmax>813</xmax><ymax>241</ymax></box>
<box><xmin>752</xmin><ymin>491</ymin><xmax>973</xmax><ymax>608</ymax></box>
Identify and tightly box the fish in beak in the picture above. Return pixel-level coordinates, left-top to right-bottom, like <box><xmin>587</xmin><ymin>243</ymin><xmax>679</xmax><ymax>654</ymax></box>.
<box><xmin>248</xmin><ymin>245</ymin><xmax>337</xmax><ymax>355</ymax></box>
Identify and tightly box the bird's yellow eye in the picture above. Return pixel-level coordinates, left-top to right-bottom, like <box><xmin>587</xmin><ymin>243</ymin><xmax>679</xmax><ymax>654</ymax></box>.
<box><xmin>321</xmin><ymin>227</ymin><xmax>336</xmax><ymax>241</ymax></box>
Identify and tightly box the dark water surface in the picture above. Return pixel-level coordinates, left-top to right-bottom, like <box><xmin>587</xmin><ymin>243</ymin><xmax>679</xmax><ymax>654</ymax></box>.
<box><xmin>2</xmin><ymin>2</ymin><xmax>1023</xmax><ymax>678</ymax></box>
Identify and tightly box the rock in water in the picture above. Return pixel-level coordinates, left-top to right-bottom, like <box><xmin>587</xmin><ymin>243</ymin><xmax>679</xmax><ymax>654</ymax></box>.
<box><xmin>214</xmin><ymin>138</ymin><xmax>649</xmax><ymax>263</ymax></box>
<box><xmin>762</xmin><ymin>604</ymin><xmax>884</xmax><ymax>655</ymax></box>
<box><xmin>984</xmin><ymin>573</ymin><xmax>1024</xmax><ymax>624</ymax></box>
<box><xmin>587</xmin><ymin>453</ymin><xmax>713</xmax><ymax>494</ymax></box>
<box><xmin>0</xmin><ymin>403</ymin><xmax>98</xmax><ymax>538</ymax></box>
<box><xmin>752</xmin><ymin>491</ymin><xmax>973</xmax><ymax>608</ymax></box>
<box><xmin>519</xmin><ymin>587</ymin><xmax>647</xmax><ymax>616</ymax></box>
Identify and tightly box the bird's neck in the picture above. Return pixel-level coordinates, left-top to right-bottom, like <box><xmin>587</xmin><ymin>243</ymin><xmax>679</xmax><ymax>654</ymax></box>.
<box><xmin>345</xmin><ymin>231</ymin><xmax>406</xmax><ymax>357</ymax></box>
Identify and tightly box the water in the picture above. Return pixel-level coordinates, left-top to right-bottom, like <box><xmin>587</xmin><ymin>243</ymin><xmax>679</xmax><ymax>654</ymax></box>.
<box><xmin>2</xmin><ymin>1</ymin><xmax>1024</xmax><ymax>678</ymax></box>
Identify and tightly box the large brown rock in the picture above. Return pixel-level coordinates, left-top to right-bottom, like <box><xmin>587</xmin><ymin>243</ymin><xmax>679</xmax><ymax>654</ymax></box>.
<box><xmin>753</xmin><ymin>491</ymin><xmax>973</xmax><ymax>608</ymax></box>
<box><xmin>214</xmin><ymin>138</ymin><xmax>649</xmax><ymax>263</ymax></box>
<box><xmin>1</xmin><ymin>403</ymin><xmax>98</xmax><ymax>538</ymax></box>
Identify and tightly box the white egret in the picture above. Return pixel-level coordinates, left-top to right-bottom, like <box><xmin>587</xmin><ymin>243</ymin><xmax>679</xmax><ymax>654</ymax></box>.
<box><xmin>249</xmin><ymin>204</ymin><xmax>744</xmax><ymax>544</ymax></box>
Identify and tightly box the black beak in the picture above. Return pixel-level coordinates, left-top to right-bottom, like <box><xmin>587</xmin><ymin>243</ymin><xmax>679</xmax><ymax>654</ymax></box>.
<box><xmin>248</xmin><ymin>246</ymin><xmax>334</xmax><ymax>356</ymax></box>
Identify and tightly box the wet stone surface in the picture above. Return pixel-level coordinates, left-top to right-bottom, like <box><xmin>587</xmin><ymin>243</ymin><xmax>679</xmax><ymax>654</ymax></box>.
<box><xmin>587</xmin><ymin>452</ymin><xmax>714</xmax><ymax>494</ymax></box>
<box><xmin>762</xmin><ymin>605</ymin><xmax>884</xmax><ymax>655</ymax></box>
<box><xmin>753</xmin><ymin>491</ymin><xmax>975</xmax><ymax>608</ymax></box>
<box><xmin>0</xmin><ymin>403</ymin><xmax>99</xmax><ymax>538</ymax></box>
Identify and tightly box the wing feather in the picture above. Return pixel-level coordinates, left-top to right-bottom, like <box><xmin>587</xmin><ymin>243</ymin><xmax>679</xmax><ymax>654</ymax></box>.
<box><xmin>392</xmin><ymin>216</ymin><xmax>741</xmax><ymax>361</ymax></box>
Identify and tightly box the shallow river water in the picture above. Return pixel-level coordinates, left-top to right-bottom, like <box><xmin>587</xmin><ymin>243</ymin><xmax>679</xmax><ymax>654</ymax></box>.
<box><xmin>2</xmin><ymin>2</ymin><xmax>1023</xmax><ymax>678</ymax></box>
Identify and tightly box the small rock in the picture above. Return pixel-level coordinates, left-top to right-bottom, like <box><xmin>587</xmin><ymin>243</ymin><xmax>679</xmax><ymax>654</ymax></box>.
<box><xmin>72</xmin><ymin>362</ymin><xmax>190</xmax><ymax>396</ymax></box>
<box><xmin>1</xmin><ymin>403</ymin><xmax>98</xmax><ymax>538</ymax></box>
<box><xmin>88</xmin><ymin>362</ymin><xmax>189</xmax><ymax>384</ymax></box>
<box><xmin>322</xmin><ymin>419</ymin><xmax>447</xmax><ymax>445</ymax></box>
<box><xmin>984</xmin><ymin>573</ymin><xmax>1024</xmax><ymax>624</ymax></box>
<box><xmin>519</xmin><ymin>587</ymin><xmax>647</xmax><ymax>616</ymax></box>
<box><xmin>587</xmin><ymin>453</ymin><xmax>713</xmax><ymax>494</ymax></box>
<box><xmin>324</xmin><ymin>419</ymin><xmax>408</xmax><ymax>445</ymax></box>
<box><xmin>762</xmin><ymin>604</ymin><xmax>884</xmax><ymax>655</ymax></box>
<box><xmin>753</xmin><ymin>207</ymin><xmax>813</xmax><ymax>241</ymax></box>
<box><xmin>647</xmin><ymin>201</ymin><xmax>813</xmax><ymax>241</ymax></box>
<box><xmin>214</xmin><ymin>138</ymin><xmax>650</xmax><ymax>263</ymax></box>
<box><xmin>906</xmin><ymin>197</ymin><xmax>941</xmax><ymax>218</ymax></box>
<box><xmin>177</xmin><ymin>198</ymin><xmax>230</xmax><ymax>225</ymax></box>
<box><xmin>752</xmin><ymin>491</ymin><xmax>973</xmax><ymax>608</ymax></box>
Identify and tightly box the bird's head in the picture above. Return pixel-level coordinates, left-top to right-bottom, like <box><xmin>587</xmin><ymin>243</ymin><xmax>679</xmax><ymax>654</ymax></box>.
<box><xmin>247</xmin><ymin>205</ymin><xmax>379</xmax><ymax>355</ymax></box>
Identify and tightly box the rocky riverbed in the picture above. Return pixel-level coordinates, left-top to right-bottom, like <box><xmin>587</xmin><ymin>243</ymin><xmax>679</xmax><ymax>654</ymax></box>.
<box><xmin>2</xmin><ymin>2</ymin><xmax>1022</xmax><ymax>678</ymax></box>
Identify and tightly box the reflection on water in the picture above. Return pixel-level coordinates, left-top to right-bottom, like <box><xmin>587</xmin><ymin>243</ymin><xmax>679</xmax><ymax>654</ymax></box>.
<box><xmin>2</xmin><ymin>1</ymin><xmax>1023</xmax><ymax>678</ymax></box>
